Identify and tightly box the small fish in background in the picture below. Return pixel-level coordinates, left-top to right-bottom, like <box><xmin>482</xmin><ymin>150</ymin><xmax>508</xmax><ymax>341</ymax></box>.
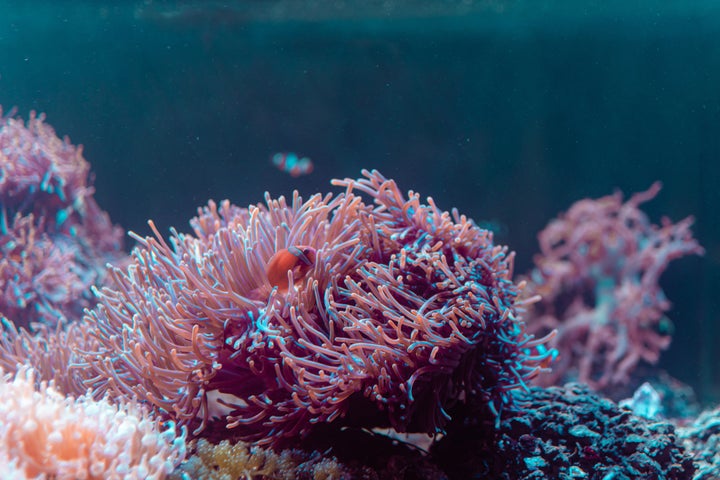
<box><xmin>271</xmin><ymin>152</ymin><xmax>314</xmax><ymax>177</ymax></box>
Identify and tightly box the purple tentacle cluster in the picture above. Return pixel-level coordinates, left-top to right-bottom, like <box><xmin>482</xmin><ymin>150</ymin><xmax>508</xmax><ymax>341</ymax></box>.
<box><xmin>0</xmin><ymin>109</ymin><xmax>125</xmax><ymax>328</ymax></box>
<box><xmin>81</xmin><ymin>169</ymin><xmax>553</xmax><ymax>444</ymax></box>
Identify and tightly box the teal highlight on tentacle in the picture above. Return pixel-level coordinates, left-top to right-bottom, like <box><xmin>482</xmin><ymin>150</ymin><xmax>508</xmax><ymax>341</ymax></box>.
<box><xmin>56</xmin><ymin>207</ymin><xmax>69</xmax><ymax>227</ymax></box>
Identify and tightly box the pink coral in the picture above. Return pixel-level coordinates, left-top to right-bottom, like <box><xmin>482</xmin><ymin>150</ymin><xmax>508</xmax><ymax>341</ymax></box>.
<box><xmin>0</xmin><ymin>110</ymin><xmax>87</xmax><ymax>217</ymax></box>
<box><xmin>0</xmin><ymin>214</ymin><xmax>87</xmax><ymax>329</ymax></box>
<box><xmin>525</xmin><ymin>182</ymin><xmax>704</xmax><ymax>389</ymax></box>
<box><xmin>0</xmin><ymin>366</ymin><xmax>186</xmax><ymax>480</ymax></box>
<box><xmin>0</xmin><ymin>108</ymin><xmax>126</xmax><ymax>328</ymax></box>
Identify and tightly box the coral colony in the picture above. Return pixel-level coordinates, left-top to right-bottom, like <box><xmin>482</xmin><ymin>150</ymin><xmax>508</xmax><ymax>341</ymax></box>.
<box><xmin>0</xmin><ymin>109</ymin><xmax>126</xmax><ymax>330</ymax></box>
<box><xmin>524</xmin><ymin>183</ymin><xmax>704</xmax><ymax>390</ymax></box>
<box><xmin>0</xmin><ymin>367</ymin><xmax>186</xmax><ymax>479</ymax></box>
<box><xmin>0</xmin><ymin>110</ymin><xmax>712</xmax><ymax>478</ymax></box>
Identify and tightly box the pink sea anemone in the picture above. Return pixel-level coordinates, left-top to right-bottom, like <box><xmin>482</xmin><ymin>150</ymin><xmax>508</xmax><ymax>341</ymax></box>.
<box><xmin>0</xmin><ymin>104</ymin><xmax>702</xmax><ymax>475</ymax></box>
<box><xmin>10</xmin><ymin>170</ymin><xmax>553</xmax><ymax>446</ymax></box>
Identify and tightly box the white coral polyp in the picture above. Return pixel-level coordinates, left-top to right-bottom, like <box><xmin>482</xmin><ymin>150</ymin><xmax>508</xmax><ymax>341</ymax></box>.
<box><xmin>0</xmin><ymin>367</ymin><xmax>186</xmax><ymax>479</ymax></box>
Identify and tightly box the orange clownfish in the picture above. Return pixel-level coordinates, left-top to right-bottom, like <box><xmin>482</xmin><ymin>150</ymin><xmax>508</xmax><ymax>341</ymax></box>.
<box><xmin>266</xmin><ymin>245</ymin><xmax>317</xmax><ymax>293</ymax></box>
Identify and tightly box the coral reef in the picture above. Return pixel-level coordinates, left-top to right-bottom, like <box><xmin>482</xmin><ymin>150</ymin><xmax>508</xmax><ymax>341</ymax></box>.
<box><xmin>524</xmin><ymin>183</ymin><xmax>703</xmax><ymax>390</ymax></box>
<box><xmin>677</xmin><ymin>406</ymin><xmax>720</xmax><ymax>480</ymax></box>
<box><xmin>0</xmin><ymin>367</ymin><xmax>186</xmax><ymax>480</ymax></box>
<box><xmin>0</xmin><ymin>109</ymin><xmax>706</xmax><ymax>480</ymax></box>
<box><xmin>0</xmin><ymin>109</ymin><xmax>126</xmax><ymax>329</ymax></box>
<box><xmin>433</xmin><ymin>383</ymin><xmax>695</xmax><ymax>480</ymax></box>
<box><xmin>0</xmin><ymin>108</ymin><xmax>707</xmax><ymax>480</ymax></box>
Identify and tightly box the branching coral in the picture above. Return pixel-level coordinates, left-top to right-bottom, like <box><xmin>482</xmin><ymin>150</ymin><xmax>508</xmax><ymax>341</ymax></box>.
<box><xmin>524</xmin><ymin>182</ymin><xmax>703</xmax><ymax>389</ymax></box>
<box><xmin>40</xmin><ymin>170</ymin><xmax>553</xmax><ymax>445</ymax></box>
<box><xmin>0</xmin><ymin>367</ymin><xmax>186</xmax><ymax>480</ymax></box>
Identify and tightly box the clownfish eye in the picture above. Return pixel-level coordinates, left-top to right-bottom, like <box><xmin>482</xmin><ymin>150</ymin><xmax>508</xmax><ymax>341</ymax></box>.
<box><xmin>287</xmin><ymin>246</ymin><xmax>315</xmax><ymax>266</ymax></box>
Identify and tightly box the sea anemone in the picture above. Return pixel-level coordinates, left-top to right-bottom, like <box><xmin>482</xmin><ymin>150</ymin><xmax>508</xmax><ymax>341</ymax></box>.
<box><xmin>73</xmin><ymin>170</ymin><xmax>553</xmax><ymax>444</ymax></box>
